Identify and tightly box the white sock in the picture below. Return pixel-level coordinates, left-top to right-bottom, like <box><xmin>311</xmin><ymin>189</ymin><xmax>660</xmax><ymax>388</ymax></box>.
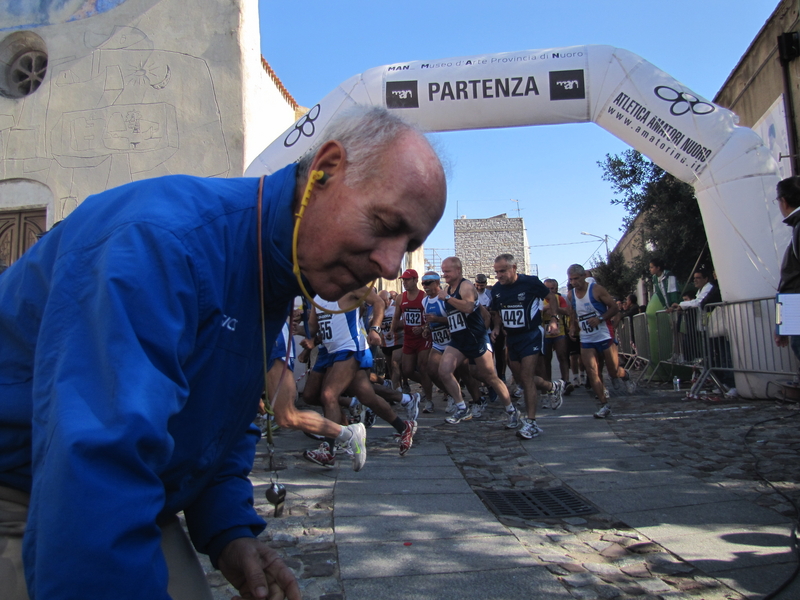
<box><xmin>335</xmin><ymin>427</ymin><xmax>353</xmax><ymax>444</ymax></box>
<box><xmin>457</xmin><ymin>401</ymin><xmax>467</xmax><ymax>410</ymax></box>
<box><xmin>506</xmin><ymin>405</ymin><xmax>516</xmax><ymax>414</ymax></box>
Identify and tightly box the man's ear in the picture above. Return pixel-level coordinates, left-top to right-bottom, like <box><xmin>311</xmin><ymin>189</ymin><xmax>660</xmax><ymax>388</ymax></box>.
<box><xmin>310</xmin><ymin>141</ymin><xmax>346</xmax><ymax>184</ymax></box>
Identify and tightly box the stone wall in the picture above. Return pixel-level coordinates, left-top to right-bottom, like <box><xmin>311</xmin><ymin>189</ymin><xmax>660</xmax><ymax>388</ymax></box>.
<box><xmin>454</xmin><ymin>214</ymin><xmax>530</xmax><ymax>282</ymax></box>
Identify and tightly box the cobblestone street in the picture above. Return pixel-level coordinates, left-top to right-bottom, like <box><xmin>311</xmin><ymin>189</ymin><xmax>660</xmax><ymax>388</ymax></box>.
<box><xmin>202</xmin><ymin>382</ymin><xmax>800</xmax><ymax>600</ymax></box>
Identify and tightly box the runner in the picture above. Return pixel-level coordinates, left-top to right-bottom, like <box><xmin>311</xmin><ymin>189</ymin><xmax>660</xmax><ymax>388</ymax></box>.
<box><xmin>420</xmin><ymin>271</ymin><xmax>482</xmax><ymax>414</ymax></box>
<box><xmin>378</xmin><ymin>290</ymin><xmax>404</xmax><ymax>390</ymax></box>
<box><xmin>301</xmin><ymin>287</ymin><xmax>419</xmax><ymax>466</ymax></box>
<box><xmin>490</xmin><ymin>254</ymin><xmax>566</xmax><ymax>439</ymax></box>
<box><xmin>476</xmin><ymin>272</ymin><xmax>507</xmax><ymax>391</ymax></box>
<box><xmin>541</xmin><ymin>278</ymin><xmax>573</xmax><ymax>406</ymax></box>
<box><xmin>437</xmin><ymin>257</ymin><xmax>515</xmax><ymax>426</ymax></box>
<box><xmin>391</xmin><ymin>269</ymin><xmax>434</xmax><ymax>402</ymax></box>
<box><xmin>566</xmin><ymin>264</ymin><xmax>635</xmax><ymax>419</ymax></box>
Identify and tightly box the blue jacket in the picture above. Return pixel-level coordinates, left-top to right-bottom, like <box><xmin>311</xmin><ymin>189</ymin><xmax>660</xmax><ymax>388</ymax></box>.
<box><xmin>0</xmin><ymin>165</ymin><xmax>302</xmax><ymax>599</ymax></box>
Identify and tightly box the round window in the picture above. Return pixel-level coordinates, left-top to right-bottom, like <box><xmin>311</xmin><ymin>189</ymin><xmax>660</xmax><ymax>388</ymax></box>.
<box><xmin>0</xmin><ymin>32</ymin><xmax>48</xmax><ymax>99</ymax></box>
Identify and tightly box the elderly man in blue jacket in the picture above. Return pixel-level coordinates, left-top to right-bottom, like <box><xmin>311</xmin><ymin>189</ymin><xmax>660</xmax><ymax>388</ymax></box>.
<box><xmin>0</xmin><ymin>106</ymin><xmax>447</xmax><ymax>600</ymax></box>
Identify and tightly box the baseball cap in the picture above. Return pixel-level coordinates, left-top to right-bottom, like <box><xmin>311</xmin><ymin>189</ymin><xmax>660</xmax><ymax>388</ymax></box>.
<box><xmin>475</xmin><ymin>273</ymin><xmax>488</xmax><ymax>283</ymax></box>
<box><xmin>400</xmin><ymin>269</ymin><xmax>418</xmax><ymax>279</ymax></box>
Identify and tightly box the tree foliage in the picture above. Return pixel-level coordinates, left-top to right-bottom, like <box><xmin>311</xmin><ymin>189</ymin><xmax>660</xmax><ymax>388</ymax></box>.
<box><xmin>599</xmin><ymin>149</ymin><xmax>712</xmax><ymax>288</ymax></box>
<box><xmin>591</xmin><ymin>250</ymin><xmax>638</xmax><ymax>301</ymax></box>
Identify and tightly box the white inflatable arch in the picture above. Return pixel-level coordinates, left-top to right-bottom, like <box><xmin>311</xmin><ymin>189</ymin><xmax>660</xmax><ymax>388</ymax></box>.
<box><xmin>246</xmin><ymin>45</ymin><xmax>786</xmax><ymax>304</ymax></box>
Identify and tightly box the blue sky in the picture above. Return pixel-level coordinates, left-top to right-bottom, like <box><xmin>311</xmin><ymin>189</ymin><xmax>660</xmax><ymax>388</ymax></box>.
<box><xmin>259</xmin><ymin>0</ymin><xmax>778</xmax><ymax>285</ymax></box>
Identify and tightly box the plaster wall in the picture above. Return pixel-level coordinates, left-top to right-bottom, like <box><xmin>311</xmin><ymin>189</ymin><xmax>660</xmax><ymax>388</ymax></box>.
<box><xmin>0</xmin><ymin>0</ymin><xmax>296</xmax><ymax>226</ymax></box>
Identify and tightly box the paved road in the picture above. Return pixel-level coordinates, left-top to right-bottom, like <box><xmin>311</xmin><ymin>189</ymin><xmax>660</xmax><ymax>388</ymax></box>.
<box><xmin>201</xmin><ymin>382</ymin><xmax>800</xmax><ymax>600</ymax></box>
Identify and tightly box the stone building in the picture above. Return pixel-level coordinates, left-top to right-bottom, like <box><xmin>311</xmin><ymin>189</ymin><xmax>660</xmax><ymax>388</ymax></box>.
<box><xmin>714</xmin><ymin>0</ymin><xmax>798</xmax><ymax>180</ymax></box>
<box><xmin>454</xmin><ymin>213</ymin><xmax>531</xmax><ymax>282</ymax></box>
<box><xmin>0</xmin><ymin>0</ymin><xmax>299</xmax><ymax>267</ymax></box>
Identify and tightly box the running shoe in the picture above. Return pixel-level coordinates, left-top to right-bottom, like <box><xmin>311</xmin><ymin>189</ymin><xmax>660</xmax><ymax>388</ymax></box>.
<box><xmin>611</xmin><ymin>377</ymin><xmax>622</xmax><ymax>391</ymax></box>
<box><xmin>604</xmin><ymin>388</ymin><xmax>610</xmax><ymax>400</ymax></box>
<box><xmin>348</xmin><ymin>401</ymin><xmax>365</xmax><ymax>425</ymax></box>
<box><xmin>404</xmin><ymin>393</ymin><xmax>421</xmax><ymax>422</ymax></box>
<box><xmin>541</xmin><ymin>393</ymin><xmax>552</xmax><ymax>409</ymax></box>
<box><xmin>550</xmin><ymin>379</ymin><xmax>565</xmax><ymax>410</ymax></box>
<box><xmin>622</xmin><ymin>373</ymin><xmax>636</xmax><ymax>393</ymax></box>
<box><xmin>340</xmin><ymin>423</ymin><xmax>367</xmax><ymax>471</ymax></box>
<box><xmin>594</xmin><ymin>404</ymin><xmax>612</xmax><ymax>419</ymax></box>
<box><xmin>422</xmin><ymin>399</ymin><xmax>435</xmax><ymax>413</ymax></box>
<box><xmin>517</xmin><ymin>418</ymin><xmax>543</xmax><ymax>439</ymax></box>
<box><xmin>564</xmin><ymin>382</ymin><xmax>574</xmax><ymax>396</ymax></box>
<box><xmin>512</xmin><ymin>387</ymin><xmax>523</xmax><ymax>399</ymax></box>
<box><xmin>382</xmin><ymin>379</ymin><xmax>394</xmax><ymax>389</ymax></box>
<box><xmin>398</xmin><ymin>420</ymin><xmax>417</xmax><ymax>456</ymax></box>
<box><xmin>303</xmin><ymin>442</ymin><xmax>336</xmax><ymax>467</ymax></box>
<box><xmin>572</xmin><ymin>376</ymin><xmax>580</xmax><ymax>388</ymax></box>
<box><xmin>363</xmin><ymin>407</ymin><xmax>377</xmax><ymax>428</ymax></box>
<box><xmin>504</xmin><ymin>408</ymin><xmax>521</xmax><ymax>429</ymax></box>
<box><xmin>445</xmin><ymin>395</ymin><xmax>456</xmax><ymax>414</ymax></box>
<box><xmin>445</xmin><ymin>405</ymin><xmax>472</xmax><ymax>424</ymax></box>
<box><xmin>471</xmin><ymin>400</ymin><xmax>488</xmax><ymax>419</ymax></box>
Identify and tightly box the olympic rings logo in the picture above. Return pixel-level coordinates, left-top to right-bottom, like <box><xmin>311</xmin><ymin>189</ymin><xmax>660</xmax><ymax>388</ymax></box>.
<box><xmin>284</xmin><ymin>104</ymin><xmax>321</xmax><ymax>147</ymax></box>
<box><xmin>654</xmin><ymin>86</ymin><xmax>715</xmax><ymax>117</ymax></box>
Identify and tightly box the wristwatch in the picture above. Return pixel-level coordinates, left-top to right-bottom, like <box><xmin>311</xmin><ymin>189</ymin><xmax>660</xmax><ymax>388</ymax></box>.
<box><xmin>445</xmin><ymin>294</ymin><xmax>451</xmax><ymax>300</ymax></box>
<box><xmin>369</xmin><ymin>326</ymin><xmax>381</xmax><ymax>333</ymax></box>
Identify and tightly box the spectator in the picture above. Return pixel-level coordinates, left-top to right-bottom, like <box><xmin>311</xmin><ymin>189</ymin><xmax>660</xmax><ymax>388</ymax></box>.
<box><xmin>649</xmin><ymin>257</ymin><xmax>680</xmax><ymax>309</ymax></box>
<box><xmin>775</xmin><ymin>176</ymin><xmax>800</xmax><ymax>360</ymax></box>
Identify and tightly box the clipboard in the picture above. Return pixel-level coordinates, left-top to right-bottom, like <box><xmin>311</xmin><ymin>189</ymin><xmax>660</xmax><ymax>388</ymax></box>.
<box><xmin>776</xmin><ymin>293</ymin><xmax>800</xmax><ymax>335</ymax></box>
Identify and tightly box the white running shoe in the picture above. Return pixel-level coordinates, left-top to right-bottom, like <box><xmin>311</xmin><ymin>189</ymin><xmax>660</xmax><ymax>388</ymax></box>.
<box><xmin>550</xmin><ymin>379</ymin><xmax>565</xmax><ymax>410</ymax></box>
<box><xmin>404</xmin><ymin>393</ymin><xmax>421</xmax><ymax>422</ymax></box>
<box><xmin>541</xmin><ymin>393</ymin><xmax>552</xmax><ymax>409</ymax></box>
<box><xmin>445</xmin><ymin>395</ymin><xmax>456</xmax><ymax>414</ymax></box>
<box><xmin>422</xmin><ymin>399</ymin><xmax>435</xmax><ymax>413</ymax></box>
<box><xmin>504</xmin><ymin>408</ymin><xmax>521</xmax><ymax>429</ymax></box>
<box><xmin>513</xmin><ymin>387</ymin><xmax>523</xmax><ymax>399</ymax></box>
<box><xmin>517</xmin><ymin>418</ymin><xmax>543</xmax><ymax>439</ymax></box>
<box><xmin>594</xmin><ymin>404</ymin><xmax>611</xmax><ymax>419</ymax></box>
<box><xmin>340</xmin><ymin>423</ymin><xmax>367</xmax><ymax>471</ymax></box>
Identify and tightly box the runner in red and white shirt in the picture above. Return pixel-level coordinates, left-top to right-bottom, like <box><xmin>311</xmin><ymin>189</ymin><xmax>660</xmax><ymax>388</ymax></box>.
<box><xmin>391</xmin><ymin>269</ymin><xmax>433</xmax><ymax>403</ymax></box>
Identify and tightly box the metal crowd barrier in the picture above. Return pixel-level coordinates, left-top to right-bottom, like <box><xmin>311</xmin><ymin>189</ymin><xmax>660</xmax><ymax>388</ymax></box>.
<box><xmin>644</xmin><ymin>298</ymin><xmax>797</xmax><ymax>397</ymax></box>
<box><xmin>615</xmin><ymin>314</ymin><xmax>650</xmax><ymax>382</ymax></box>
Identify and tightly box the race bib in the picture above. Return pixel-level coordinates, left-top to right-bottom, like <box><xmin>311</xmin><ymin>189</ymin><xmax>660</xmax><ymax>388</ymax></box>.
<box><xmin>448</xmin><ymin>311</ymin><xmax>467</xmax><ymax>332</ymax></box>
<box><xmin>381</xmin><ymin>317</ymin><xmax>393</xmax><ymax>333</ymax></box>
<box><xmin>318</xmin><ymin>315</ymin><xmax>333</xmax><ymax>341</ymax></box>
<box><xmin>501</xmin><ymin>307</ymin><xmax>525</xmax><ymax>329</ymax></box>
<box><xmin>578</xmin><ymin>312</ymin><xmax>598</xmax><ymax>334</ymax></box>
<box><xmin>431</xmin><ymin>327</ymin><xmax>451</xmax><ymax>345</ymax></box>
<box><xmin>405</xmin><ymin>308</ymin><xmax>422</xmax><ymax>326</ymax></box>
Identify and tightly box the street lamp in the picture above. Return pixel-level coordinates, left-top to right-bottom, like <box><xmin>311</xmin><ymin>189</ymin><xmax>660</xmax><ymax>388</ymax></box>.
<box><xmin>581</xmin><ymin>231</ymin><xmax>610</xmax><ymax>257</ymax></box>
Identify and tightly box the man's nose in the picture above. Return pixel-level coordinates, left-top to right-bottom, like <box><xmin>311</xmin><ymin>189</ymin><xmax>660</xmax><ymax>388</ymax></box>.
<box><xmin>371</xmin><ymin>240</ymin><xmax>407</xmax><ymax>279</ymax></box>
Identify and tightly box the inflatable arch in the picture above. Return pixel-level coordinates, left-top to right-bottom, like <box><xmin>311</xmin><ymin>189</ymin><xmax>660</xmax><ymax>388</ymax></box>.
<box><xmin>246</xmin><ymin>45</ymin><xmax>787</xmax><ymax>304</ymax></box>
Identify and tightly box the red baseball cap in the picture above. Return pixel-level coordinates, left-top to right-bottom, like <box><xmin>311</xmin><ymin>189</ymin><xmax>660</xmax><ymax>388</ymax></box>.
<box><xmin>400</xmin><ymin>269</ymin><xmax>418</xmax><ymax>279</ymax></box>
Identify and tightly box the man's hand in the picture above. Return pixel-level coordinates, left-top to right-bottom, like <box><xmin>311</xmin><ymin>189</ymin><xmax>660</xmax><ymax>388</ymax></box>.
<box><xmin>219</xmin><ymin>537</ymin><xmax>301</xmax><ymax>600</ymax></box>
<box><xmin>367</xmin><ymin>330</ymin><xmax>381</xmax><ymax>347</ymax></box>
<box><xmin>490</xmin><ymin>327</ymin><xmax>499</xmax><ymax>343</ymax></box>
<box><xmin>776</xmin><ymin>334</ymin><xmax>789</xmax><ymax>348</ymax></box>
<box><xmin>546</xmin><ymin>319</ymin><xmax>558</xmax><ymax>336</ymax></box>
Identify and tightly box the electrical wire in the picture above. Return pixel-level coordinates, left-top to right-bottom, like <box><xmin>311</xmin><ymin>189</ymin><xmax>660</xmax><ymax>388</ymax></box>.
<box><xmin>743</xmin><ymin>403</ymin><xmax>800</xmax><ymax>599</ymax></box>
